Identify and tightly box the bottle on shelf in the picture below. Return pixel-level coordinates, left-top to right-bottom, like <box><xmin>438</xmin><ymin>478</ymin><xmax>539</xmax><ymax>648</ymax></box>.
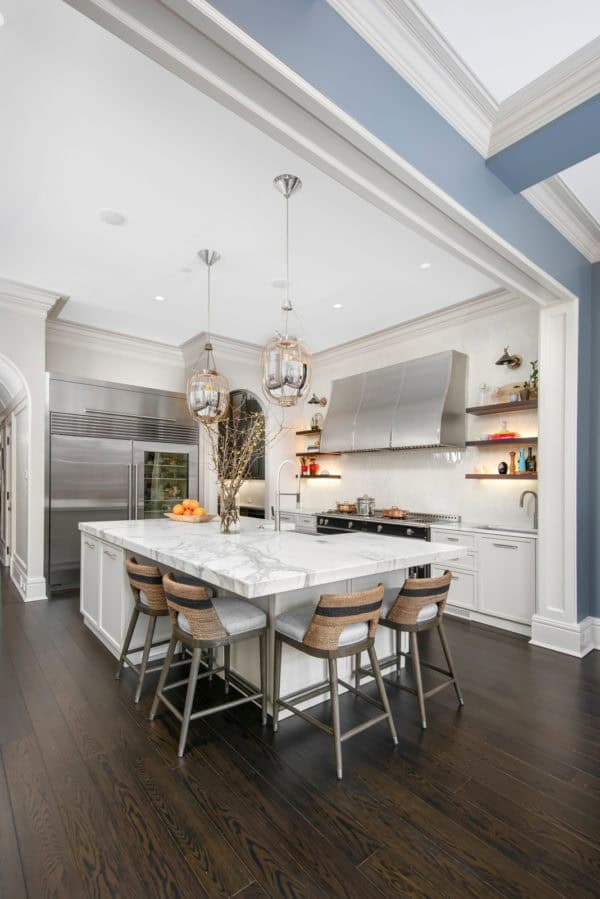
<box><xmin>509</xmin><ymin>450</ymin><xmax>517</xmax><ymax>475</ymax></box>
<box><xmin>526</xmin><ymin>446</ymin><xmax>537</xmax><ymax>473</ymax></box>
<box><xmin>518</xmin><ymin>447</ymin><xmax>527</xmax><ymax>473</ymax></box>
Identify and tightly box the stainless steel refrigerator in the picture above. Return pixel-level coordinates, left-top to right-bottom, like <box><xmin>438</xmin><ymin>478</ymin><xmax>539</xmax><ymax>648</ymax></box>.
<box><xmin>47</xmin><ymin>375</ymin><xmax>199</xmax><ymax>595</ymax></box>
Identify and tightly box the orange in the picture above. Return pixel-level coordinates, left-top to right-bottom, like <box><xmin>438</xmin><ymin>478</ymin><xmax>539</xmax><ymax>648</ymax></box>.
<box><xmin>172</xmin><ymin>504</ymin><xmax>184</xmax><ymax>515</ymax></box>
<box><xmin>188</xmin><ymin>499</ymin><xmax>200</xmax><ymax>509</ymax></box>
<box><xmin>182</xmin><ymin>499</ymin><xmax>194</xmax><ymax>509</ymax></box>
<box><xmin>183</xmin><ymin>508</ymin><xmax>193</xmax><ymax>516</ymax></box>
<box><xmin>196</xmin><ymin>506</ymin><xmax>206</xmax><ymax>516</ymax></box>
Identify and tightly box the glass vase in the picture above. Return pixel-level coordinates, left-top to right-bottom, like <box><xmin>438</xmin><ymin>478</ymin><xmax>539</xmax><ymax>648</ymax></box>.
<box><xmin>220</xmin><ymin>490</ymin><xmax>240</xmax><ymax>534</ymax></box>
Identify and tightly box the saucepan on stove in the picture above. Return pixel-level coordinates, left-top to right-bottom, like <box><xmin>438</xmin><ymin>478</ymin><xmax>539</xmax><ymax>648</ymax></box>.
<box><xmin>356</xmin><ymin>494</ymin><xmax>375</xmax><ymax>516</ymax></box>
<box><xmin>382</xmin><ymin>506</ymin><xmax>408</xmax><ymax>519</ymax></box>
<box><xmin>336</xmin><ymin>501</ymin><xmax>357</xmax><ymax>513</ymax></box>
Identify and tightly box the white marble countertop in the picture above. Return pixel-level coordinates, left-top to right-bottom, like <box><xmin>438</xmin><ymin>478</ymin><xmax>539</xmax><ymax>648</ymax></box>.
<box><xmin>79</xmin><ymin>518</ymin><xmax>468</xmax><ymax>598</ymax></box>
<box><xmin>428</xmin><ymin>521</ymin><xmax>538</xmax><ymax>538</ymax></box>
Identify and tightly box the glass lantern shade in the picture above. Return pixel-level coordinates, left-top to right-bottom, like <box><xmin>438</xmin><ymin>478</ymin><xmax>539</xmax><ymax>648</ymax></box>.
<box><xmin>261</xmin><ymin>334</ymin><xmax>311</xmax><ymax>406</ymax></box>
<box><xmin>187</xmin><ymin>363</ymin><xmax>230</xmax><ymax>423</ymax></box>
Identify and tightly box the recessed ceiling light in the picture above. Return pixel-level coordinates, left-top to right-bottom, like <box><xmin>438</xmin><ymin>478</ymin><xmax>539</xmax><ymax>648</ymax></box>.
<box><xmin>0</xmin><ymin>13</ymin><xmax>5</xmax><ymax>27</ymax></box>
<box><xmin>420</xmin><ymin>262</ymin><xmax>432</xmax><ymax>270</ymax></box>
<box><xmin>98</xmin><ymin>208</ymin><xmax>127</xmax><ymax>226</ymax></box>
<box><xmin>181</xmin><ymin>266</ymin><xmax>192</xmax><ymax>274</ymax></box>
<box><xmin>332</xmin><ymin>303</ymin><xmax>343</xmax><ymax>309</ymax></box>
<box><xmin>272</xmin><ymin>278</ymin><xmax>288</xmax><ymax>289</ymax></box>
<box><xmin>154</xmin><ymin>295</ymin><xmax>165</xmax><ymax>302</ymax></box>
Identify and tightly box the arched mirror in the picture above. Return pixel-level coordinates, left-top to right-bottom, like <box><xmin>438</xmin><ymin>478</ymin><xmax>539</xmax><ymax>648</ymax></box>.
<box><xmin>219</xmin><ymin>389</ymin><xmax>266</xmax><ymax>518</ymax></box>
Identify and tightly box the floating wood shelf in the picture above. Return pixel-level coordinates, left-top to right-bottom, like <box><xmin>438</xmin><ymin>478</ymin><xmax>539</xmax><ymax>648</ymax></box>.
<box><xmin>296</xmin><ymin>474</ymin><xmax>341</xmax><ymax>480</ymax></box>
<box><xmin>466</xmin><ymin>400</ymin><xmax>538</xmax><ymax>416</ymax></box>
<box><xmin>466</xmin><ymin>437</ymin><xmax>538</xmax><ymax>447</ymax></box>
<box><xmin>295</xmin><ymin>451</ymin><xmax>341</xmax><ymax>457</ymax></box>
<box><xmin>296</xmin><ymin>429</ymin><xmax>322</xmax><ymax>436</ymax></box>
<box><xmin>466</xmin><ymin>473</ymin><xmax>537</xmax><ymax>480</ymax></box>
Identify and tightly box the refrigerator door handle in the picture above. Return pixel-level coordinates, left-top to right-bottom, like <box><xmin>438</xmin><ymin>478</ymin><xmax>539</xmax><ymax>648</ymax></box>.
<box><xmin>127</xmin><ymin>464</ymin><xmax>133</xmax><ymax>519</ymax></box>
<box><xmin>133</xmin><ymin>463</ymin><xmax>139</xmax><ymax>520</ymax></box>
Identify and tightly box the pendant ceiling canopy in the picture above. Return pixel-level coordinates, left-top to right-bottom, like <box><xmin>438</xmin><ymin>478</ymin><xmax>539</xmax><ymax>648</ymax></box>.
<box><xmin>261</xmin><ymin>173</ymin><xmax>311</xmax><ymax>407</ymax></box>
<box><xmin>186</xmin><ymin>249</ymin><xmax>230</xmax><ymax>424</ymax></box>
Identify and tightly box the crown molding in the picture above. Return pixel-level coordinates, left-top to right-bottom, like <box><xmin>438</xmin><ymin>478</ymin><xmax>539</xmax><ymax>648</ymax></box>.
<box><xmin>326</xmin><ymin>0</ymin><xmax>496</xmax><ymax>155</ymax></box>
<box><xmin>489</xmin><ymin>37</ymin><xmax>600</xmax><ymax>157</ymax></box>
<box><xmin>47</xmin><ymin>319</ymin><xmax>184</xmax><ymax>364</ymax></box>
<box><xmin>0</xmin><ymin>277</ymin><xmax>63</xmax><ymax>318</ymax></box>
<box><xmin>314</xmin><ymin>289</ymin><xmax>528</xmax><ymax>366</ymax></box>
<box><xmin>524</xmin><ymin>178</ymin><xmax>600</xmax><ymax>264</ymax></box>
<box><xmin>180</xmin><ymin>330</ymin><xmax>261</xmax><ymax>368</ymax></box>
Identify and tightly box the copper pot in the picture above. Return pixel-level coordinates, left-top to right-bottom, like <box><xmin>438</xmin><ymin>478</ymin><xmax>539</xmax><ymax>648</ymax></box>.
<box><xmin>336</xmin><ymin>501</ymin><xmax>357</xmax><ymax>514</ymax></box>
<box><xmin>382</xmin><ymin>506</ymin><xmax>408</xmax><ymax>519</ymax></box>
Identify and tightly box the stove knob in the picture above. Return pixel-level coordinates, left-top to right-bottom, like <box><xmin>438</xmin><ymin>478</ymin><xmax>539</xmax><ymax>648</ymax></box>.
<box><xmin>377</xmin><ymin>525</ymin><xmax>383</xmax><ymax>533</ymax></box>
<box><xmin>348</xmin><ymin>521</ymin><xmax>353</xmax><ymax>528</ymax></box>
<box><xmin>324</xmin><ymin>518</ymin><xmax>329</xmax><ymax>526</ymax></box>
<box><xmin>406</xmin><ymin>527</ymin><xmax>415</xmax><ymax>536</ymax></box>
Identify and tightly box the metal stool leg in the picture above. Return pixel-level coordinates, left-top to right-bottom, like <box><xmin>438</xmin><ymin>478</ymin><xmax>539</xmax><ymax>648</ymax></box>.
<box><xmin>368</xmin><ymin>644</ymin><xmax>398</xmax><ymax>745</ymax></box>
<box><xmin>438</xmin><ymin>620</ymin><xmax>464</xmax><ymax>706</ymax></box>
<box><xmin>178</xmin><ymin>647</ymin><xmax>202</xmax><ymax>757</ymax></box>
<box><xmin>134</xmin><ymin>616</ymin><xmax>157</xmax><ymax>704</ymax></box>
<box><xmin>149</xmin><ymin>632</ymin><xmax>177</xmax><ymax>720</ymax></box>
<box><xmin>354</xmin><ymin>652</ymin><xmax>361</xmax><ymax>692</ymax></box>
<box><xmin>115</xmin><ymin>607</ymin><xmax>139</xmax><ymax>680</ymax></box>
<box><xmin>272</xmin><ymin>635</ymin><xmax>282</xmax><ymax>732</ymax></box>
<box><xmin>224</xmin><ymin>644</ymin><xmax>231</xmax><ymax>695</ymax></box>
<box><xmin>395</xmin><ymin>629</ymin><xmax>402</xmax><ymax>680</ymax></box>
<box><xmin>328</xmin><ymin>657</ymin><xmax>343</xmax><ymax>780</ymax></box>
<box><xmin>259</xmin><ymin>633</ymin><xmax>268</xmax><ymax>726</ymax></box>
<box><xmin>207</xmin><ymin>648</ymin><xmax>215</xmax><ymax>685</ymax></box>
<box><xmin>410</xmin><ymin>632</ymin><xmax>427</xmax><ymax>729</ymax></box>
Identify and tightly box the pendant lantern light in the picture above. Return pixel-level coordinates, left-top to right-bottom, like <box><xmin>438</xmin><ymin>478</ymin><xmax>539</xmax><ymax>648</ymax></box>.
<box><xmin>261</xmin><ymin>174</ymin><xmax>311</xmax><ymax>407</ymax></box>
<box><xmin>186</xmin><ymin>250</ymin><xmax>230</xmax><ymax>423</ymax></box>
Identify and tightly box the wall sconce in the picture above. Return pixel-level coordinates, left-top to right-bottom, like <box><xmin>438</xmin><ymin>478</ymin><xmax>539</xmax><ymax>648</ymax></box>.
<box><xmin>495</xmin><ymin>346</ymin><xmax>522</xmax><ymax>370</ymax></box>
<box><xmin>308</xmin><ymin>393</ymin><xmax>327</xmax><ymax>406</ymax></box>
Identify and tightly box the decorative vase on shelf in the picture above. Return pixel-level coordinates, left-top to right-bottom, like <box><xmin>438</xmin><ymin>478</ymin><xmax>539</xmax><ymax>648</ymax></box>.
<box><xmin>220</xmin><ymin>489</ymin><xmax>240</xmax><ymax>534</ymax></box>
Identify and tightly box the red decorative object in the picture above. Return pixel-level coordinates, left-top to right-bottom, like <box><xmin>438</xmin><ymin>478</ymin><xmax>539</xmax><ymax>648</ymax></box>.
<box><xmin>309</xmin><ymin>458</ymin><xmax>319</xmax><ymax>476</ymax></box>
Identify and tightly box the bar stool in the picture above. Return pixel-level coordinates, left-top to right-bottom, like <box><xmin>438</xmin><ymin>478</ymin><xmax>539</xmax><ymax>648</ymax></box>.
<box><xmin>273</xmin><ymin>584</ymin><xmax>397</xmax><ymax>780</ymax></box>
<box><xmin>116</xmin><ymin>558</ymin><xmax>172</xmax><ymax>703</ymax></box>
<box><xmin>150</xmin><ymin>573</ymin><xmax>268</xmax><ymax>757</ymax></box>
<box><xmin>356</xmin><ymin>571</ymin><xmax>464</xmax><ymax>729</ymax></box>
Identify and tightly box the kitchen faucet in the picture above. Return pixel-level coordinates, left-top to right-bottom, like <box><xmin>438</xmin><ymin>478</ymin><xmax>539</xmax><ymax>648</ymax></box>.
<box><xmin>519</xmin><ymin>490</ymin><xmax>538</xmax><ymax>530</ymax></box>
<box><xmin>274</xmin><ymin>458</ymin><xmax>301</xmax><ymax>531</ymax></box>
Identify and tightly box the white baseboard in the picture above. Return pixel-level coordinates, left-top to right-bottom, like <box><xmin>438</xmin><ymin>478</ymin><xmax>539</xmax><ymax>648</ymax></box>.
<box><xmin>8</xmin><ymin>553</ymin><xmax>46</xmax><ymax>601</ymax></box>
<box><xmin>530</xmin><ymin>614</ymin><xmax>597</xmax><ymax>657</ymax></box>
<box><xmin>445</xmin><ymin>606</ymin><xmax>531</xmax><ymax>638</ymax></box>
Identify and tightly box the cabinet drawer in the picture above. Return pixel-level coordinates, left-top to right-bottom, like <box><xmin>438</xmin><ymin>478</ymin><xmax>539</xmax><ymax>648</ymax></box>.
<box><xmin>430</xmin><ymin>529</ymin><xmax>475</xmax><ymax>548</ymax></box>
<box><xmin>296</xmin><ymin>514</ymin><xmax>317</xmax><ymax>532</ymax></box>
<box><xmin>439</xmin><ymin>549</ymin><xmax>476</xmax><ymax>571</ymax></box>
<box><xmin>431</xmin><ymin>564</ymin><xmax>476</xmax><ymax>609</ymax></box>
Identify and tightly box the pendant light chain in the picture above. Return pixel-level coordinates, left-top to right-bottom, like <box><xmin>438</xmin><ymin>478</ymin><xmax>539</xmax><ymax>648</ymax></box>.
<box><xmin>206</xmin><ymin>262</ymin><xmax>212</xmax><ymax>342</ymax></box>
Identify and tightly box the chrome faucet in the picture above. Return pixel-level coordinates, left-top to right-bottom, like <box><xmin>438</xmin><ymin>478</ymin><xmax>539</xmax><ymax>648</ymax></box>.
<box><xmin>274</xmin><ymin>458</ymin><xmax>301</xmax><ymax>531</ymax></box>
<box><xmin>519</xmin><ymin>490</ymin><xmax>538</xmax><ymax>530</ymax></box>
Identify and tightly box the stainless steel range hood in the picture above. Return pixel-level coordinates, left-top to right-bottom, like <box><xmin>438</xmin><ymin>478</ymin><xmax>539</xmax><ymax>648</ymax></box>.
<box><xmin>320</xmin><ymin>350</ymin><xmax>467</xmax><ymax>453</ymax></box>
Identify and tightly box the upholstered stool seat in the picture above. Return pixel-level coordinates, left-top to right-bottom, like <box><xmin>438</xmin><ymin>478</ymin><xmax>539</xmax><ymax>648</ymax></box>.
<box><xmin>357</xmin><ymin>572</ymin><xmax>464</xmax><ymax>729</ymax></box>
<box><xmin>150</xmin><ymin>574</ymin><xmax>268</xmax><ymax>757</ymax></box>
<box><xmin>273</xmin><ymin>585</ymin><xmax>397</xmax><ymax>780</ymax></box>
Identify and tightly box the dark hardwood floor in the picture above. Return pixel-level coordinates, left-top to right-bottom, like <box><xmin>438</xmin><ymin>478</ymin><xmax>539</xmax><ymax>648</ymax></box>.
<box><xmin>1</xmin><ymin>566</ymin><xmax>599</xmax><ymax>898</ymax></box>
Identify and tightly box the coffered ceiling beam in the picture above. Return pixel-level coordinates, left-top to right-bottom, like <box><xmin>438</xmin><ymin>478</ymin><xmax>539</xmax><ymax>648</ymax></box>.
<box><xmin>487</xmin><ymin>94</ymin><xmax>600</xmax><ymax>193</ymax></box>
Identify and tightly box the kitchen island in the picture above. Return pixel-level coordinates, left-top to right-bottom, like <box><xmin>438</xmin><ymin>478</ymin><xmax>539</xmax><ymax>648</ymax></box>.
<box><xmin>79</xmin><ymin>518</ymin><xmax>467</xmax><ymax>713</ymax></box>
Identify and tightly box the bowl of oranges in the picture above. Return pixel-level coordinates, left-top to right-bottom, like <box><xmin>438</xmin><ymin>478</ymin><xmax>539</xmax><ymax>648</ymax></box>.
<box><xmin>164</xmin><ymin>499</ymin><xmax>216</xmax><ymax>523</ymax></box>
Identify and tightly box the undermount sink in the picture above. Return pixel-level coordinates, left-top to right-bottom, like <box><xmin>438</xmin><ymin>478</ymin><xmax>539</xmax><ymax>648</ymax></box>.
<box><xmin>477</xmin><ymin>525</ymin><xmax>537</xmax><ymax>535</ymax></box>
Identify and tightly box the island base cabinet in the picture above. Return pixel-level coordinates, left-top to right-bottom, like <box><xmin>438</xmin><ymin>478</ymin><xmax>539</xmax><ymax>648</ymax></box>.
<box><xmin>478</xmin><ymin>536</ymin><xmax>535</xmax><ymax>624</ymax></box>
<box><xmin>431</xmin><ymin>564</ymin><xmax>476</xmax><ymax>610</ymax></box>
<box><xmin>81</xmin><ymin>535</ymin><xmax>100</xmax><ymax>625</ymax></box>
<box><xmin>99</xmin><ymin>543</ymin><xmax>126</xmax><ymax>648</ymax></box>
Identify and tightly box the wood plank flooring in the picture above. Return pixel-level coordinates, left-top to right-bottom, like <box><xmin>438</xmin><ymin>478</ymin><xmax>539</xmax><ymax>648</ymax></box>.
<box><xmin>1</xmin><ymin>567</ymin><xmax>599</xmax><ymax>898</ymax></box>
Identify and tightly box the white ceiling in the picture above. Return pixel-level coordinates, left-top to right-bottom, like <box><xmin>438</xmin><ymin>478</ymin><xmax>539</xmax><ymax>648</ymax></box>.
<box><xmin>0</xmin><ymin>0</ymin><xmax>496</xmax><ymax>352</ymax></box>
<box><xmin>416</xmin><ymin>0</ymin><xmax>600</xmax><ymax>102</ymax></box>
<box><xmin>560</xmin><ymin>155</ymin><xmax>600</xmax><ymax>225</ymax></box>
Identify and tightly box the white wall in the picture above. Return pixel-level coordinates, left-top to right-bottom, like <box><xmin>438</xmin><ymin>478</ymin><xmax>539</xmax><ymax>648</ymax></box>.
<box><xmin>0</xmin><ymin>280</ymin><xmax>56</xmax><ymax>600</ymax></box>
<box><xmin>46</xmin><ymin>320</ymin><xmax>186</xmax><ymax>392</ymax></box>
<box><xmin>297</xmin><ymin>293</ymin><xmax>540</xmax><ymax>529</ymax></box>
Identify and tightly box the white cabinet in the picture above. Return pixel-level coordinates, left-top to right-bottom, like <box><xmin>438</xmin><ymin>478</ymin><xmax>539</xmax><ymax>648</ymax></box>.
<box><xmin>477</xmin><ymin>536</ymin><xmax>535</xmax><ymax>624</ymax></box>
<box><xmin>81</xmin><ymin>535</ymin><xmax>100</xmax><ymax>624</ymax></box>
<box><xmin>431</xmin><ymin>527</ymin><xmax>536</xmax><ymax>634</ymax></box>
<box><xmin>99</xmin><ymin>542</ymin><xmax>126</xmax><ymax>646</ymax></box>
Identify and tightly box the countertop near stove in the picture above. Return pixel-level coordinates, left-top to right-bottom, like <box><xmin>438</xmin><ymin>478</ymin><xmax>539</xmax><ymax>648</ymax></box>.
<box><xmin>79</xmin><ymin>517</ymin><xmax>469</xmax><ymax>599</ymax></box>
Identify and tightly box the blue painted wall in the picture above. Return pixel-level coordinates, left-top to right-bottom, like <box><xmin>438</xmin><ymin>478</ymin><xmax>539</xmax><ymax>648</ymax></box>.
<box><xmin>210</xmin><ymin>0</ymin><xmax>596</xmax><ymax>618</ymax></box>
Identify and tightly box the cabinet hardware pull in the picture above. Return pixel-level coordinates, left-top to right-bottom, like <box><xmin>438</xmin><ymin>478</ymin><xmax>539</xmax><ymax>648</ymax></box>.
<box><xmin>493</xmin><ymin>542</ymin><xmax>518</xmax><ymax>549</ymax></box>
<box><xmin>103</xmin><ymin>549</ymin><xmax>117</xmax><ymax>559</ymax></box>
<box><xmin>85</xmin><ymin>540</ymin><xmax>95</xmax><ymax>549</ymax></box>
<box><xmin>446</xmin><ymin>537</ymin><xmax>459</xmax><ymax>542</ymax></box>
<box><xmin>451</xmin><ymin>575</ymin><xmax>459</xmax><ymax>580</ymax></box>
